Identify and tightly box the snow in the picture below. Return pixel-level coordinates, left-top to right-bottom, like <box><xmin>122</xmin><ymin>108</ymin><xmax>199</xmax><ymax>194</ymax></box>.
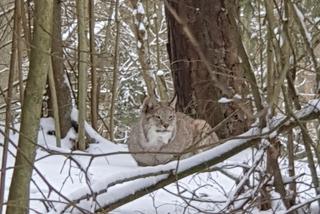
<box><xmin>278</xmin><ymin>34</ymin><xmax>284</xmax><ymax>47</ymax></box>
<box><xmin>280</xmin><ymin>194</ymin><xmax>320</xmax><ymax>214</ymax></box>
<box><xmin>269</xmin><ymin>130</ymin><xmax>278</xmax><ymax>139</ymax></box>
<box><xmin>137</xmin><ymin>41</ymin><xmax>142</xmax><ymax>49</ymax></box>
<box><xmin>0</xmin><ymin>119</ymin><xmax>249</xmax><ymax>213</ymax></box>
<box><xmin>2</xmin><ymin>100</ymin><xmax>320</xmax><ymax>213</ymax></box>
<box><xmin>136</xmin><ymin>2</ymin><xmax>145</xmax><ymax>15</ymax></box>
<box><xmin>138</xmin><ymin>22</ymin><xmax>146</xmax><ymax>32</ymax></box>
<box><xmin>62</xmin><ymin>22</ymin><xmax>77</xmax><ymax>41</ymax></box>
<box><xmin>218</xmin><ymin>97</ymin><xmax>232</xmax><ymax>103</ymax></box>
<box><xmin>295</xmin><ymin>99</ymin><xmax>320</xmax><ymax>119</ymax></box>
<box><xmin>233</xmin><ymin>94</ymin><xmax>242</xmax><ymax>99</ymax></box>
<box><xmin>307</xmin><ymin>99</ymin><xmax>320</xmax><ymax>112</ymax></box>
<box><xmin>218</xmin><ymin>95</ymin><xmax>242</xmax><ymax>103</ymax></box>
<box><xmin>94</xmin><ymin>21</ymin><xmax>105</xmax><ymax>35</ymax></box>
<box><xmin>156</xmin><ymin>69</ymin><xmax>164</xmax><ymax>76</ymax></box>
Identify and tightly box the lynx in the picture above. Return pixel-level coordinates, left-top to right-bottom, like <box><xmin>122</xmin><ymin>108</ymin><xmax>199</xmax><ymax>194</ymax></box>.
<box><xmin>127</xmin><ymin>97</ymin><xmax>219</xmax><ymax>166</ymax></box>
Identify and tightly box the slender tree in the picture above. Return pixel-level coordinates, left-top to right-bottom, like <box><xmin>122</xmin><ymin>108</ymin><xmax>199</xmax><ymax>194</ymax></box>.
<box><xmin>144</xmin><ymin>0</ymin><xmax>168</xmax><ymax>101</ymax></box>
<box><xmin>130</xmin><ymin>0</ymin><xmax>156</xmax><ymax>98</ymax></box>
<box><xmin>89</xmin><ymin>0</ymin><xmax>98</xmax><ymax>131</ymax></box>
<box><xmin>6</xmin><ymin>0</ymin><xmax>53</xmax><ymax>213</ymax></box>
<box><xmin>109</xmin><ymin>0</ymin><xmax>120</xmax><ymax>141</ymax></box>
<box><xmin>76</xmin><ymin>0</ymin><xmax>89</xmax><ymax>150</ymax></box>
<box><xmin>48</xmin><ymin>60</ymin><xmax>61</xmax><ymax>147</ymax></box>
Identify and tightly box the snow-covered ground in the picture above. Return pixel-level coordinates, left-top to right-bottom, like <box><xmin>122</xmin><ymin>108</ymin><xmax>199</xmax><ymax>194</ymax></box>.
<box><xmin>0</xmin><ymin>113</ymin><xmax>319</xmax><ymax>213</ymax></box>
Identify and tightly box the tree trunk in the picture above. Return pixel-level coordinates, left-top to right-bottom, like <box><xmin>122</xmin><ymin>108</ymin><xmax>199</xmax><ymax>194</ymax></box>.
<box><xmin>48</xmin><ymin>61</ymin><xmax>62</xmax><ymax>147</ymax></box>
<box><xmin>50</xmin><ymin>0</ymin><xmax>72</xmax><ymax>138</ymax></box>
<box><xmin>6</xmin><ymin>0</ymin><xmax>53</xmax><ymax>213</ymax></box>
<box><xmin>89</xmin><ymin>0</ymin><xmax>98</xmax><ymax>131</ymax></box>
<box><xmin>130</xmin><ymin>0</ymin><xmax>156</xmax><ymax>98</ymax></box>
<box><xmin>76</xmin><ymin>0</ymin><xmax>89</xmax><ymax>150</ymax></box>
<box><xmin>109</xmin><ymin>0</ymin><xmax>120</xmax><ymax>141</ymax></box>
<box><xmin>165</xmin><ymin>0</ymin><xmax>249</xmax><ymax>138</ymax></box>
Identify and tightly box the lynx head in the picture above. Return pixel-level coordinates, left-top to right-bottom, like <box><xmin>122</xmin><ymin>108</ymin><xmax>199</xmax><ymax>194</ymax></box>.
<box><xmin>141</xmin><ymin>97</ymin><xmax>177</xmax><ymax>134</ymax></box>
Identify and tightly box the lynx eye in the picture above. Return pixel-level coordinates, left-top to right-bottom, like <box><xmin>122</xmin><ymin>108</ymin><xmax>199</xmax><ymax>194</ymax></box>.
<box><xmin>169</xmin><ymin>115</ymin><xmax>174</xmax><ymax>120</ymax></box>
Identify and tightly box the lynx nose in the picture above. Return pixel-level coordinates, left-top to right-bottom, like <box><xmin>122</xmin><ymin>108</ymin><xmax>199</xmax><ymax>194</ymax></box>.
<box><xmin>163</xmin><ymin>123</ymin><xmax>169</xmax><ymax>129</ymax></box>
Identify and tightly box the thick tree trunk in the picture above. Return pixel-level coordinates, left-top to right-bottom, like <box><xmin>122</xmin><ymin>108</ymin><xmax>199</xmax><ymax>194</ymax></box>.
<box><xmin>50</xmin><ymin>0</ymin><xmax>72</xmax><ymax>138</ymax></box>
<box><xmin>165</xmin><ymin>0</ymin><xmax>249</xmax><ymax>138</ymax></box>
<box><xmin>6</xmin><ymin>0</ymin><xmax>53</xmax><ymax>213</ymax></box>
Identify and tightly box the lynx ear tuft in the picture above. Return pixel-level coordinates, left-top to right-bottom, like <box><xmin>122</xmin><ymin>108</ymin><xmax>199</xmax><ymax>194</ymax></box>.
<box><xmin>142</xmin><ymin>96</ymin><xmax>157</xmax><ymax>113</ymax></box>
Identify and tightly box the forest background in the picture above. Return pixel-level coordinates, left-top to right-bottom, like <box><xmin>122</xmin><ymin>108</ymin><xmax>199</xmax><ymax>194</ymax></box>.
<box><xmin>0</xmin><ymin>0</ymin><xmax>320</xmax><ymax>213</ymax></box>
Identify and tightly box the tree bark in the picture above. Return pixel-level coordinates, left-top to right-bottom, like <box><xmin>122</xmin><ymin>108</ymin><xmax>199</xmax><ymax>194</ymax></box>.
<box><xmin>153</xmin><ymin>2</ymin><xmax>169</xmax><ymax>101</ymax></box>
<box><xmin>50</xmin><ymin>0</ymin><xmax>72</xmax><ymax>138</ymax></box>
<box><xmin>130</xmin><ymin>0</ymin><xmax>156</xmax><ymax>98</ymax></box>
<box><xmin>89</xmin><ymin>0</ymin><xmax>98</xmax><ymax>131</ymax></box>
<box><xmin>165</xmin><ymin>0</ymin><xmax>249</xmax><ymax>138</ymax></box>
<box><xmin>48</xmin><ymin>61</ymin><xmax>62</xmax><ymax>147</ymax></box>
<box><xmin>109</xmin><ymin>0</ymin><xmax>120</xmax><ymax>141</ymax></box>
<box><xmin>6</xmin><ymin>0</ymin><xmax>53</xmax><ymax>213</ymax></box>
<box><xmin>76</xmin><ymin>0</ymin><xmax>89</xmax><ymax>150</ymax></box>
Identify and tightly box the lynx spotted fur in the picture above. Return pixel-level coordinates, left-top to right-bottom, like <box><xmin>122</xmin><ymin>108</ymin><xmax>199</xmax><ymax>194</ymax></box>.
<box><xmin>127</xmin><ymin>97</ymin><xmax>219</xmax><ymax>166</ymax></box>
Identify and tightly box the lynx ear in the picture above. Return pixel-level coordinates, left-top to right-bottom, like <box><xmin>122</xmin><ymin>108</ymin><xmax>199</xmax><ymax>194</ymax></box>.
<box><xmin>169</xmin><ymin>95</ymin><xmax>177</xmax><ymax>109</ymax></box>
<box><xmin>142</xmin><ymin>96</ymin><xmax>157</xmax><ymax>113</ymax></box>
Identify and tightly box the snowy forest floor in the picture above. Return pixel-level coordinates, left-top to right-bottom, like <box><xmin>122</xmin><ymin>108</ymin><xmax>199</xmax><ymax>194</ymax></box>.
<box><xmin>1</xmin><ymin>112</ymin><xmax>319</xmax><ymax>213</ymax></box>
